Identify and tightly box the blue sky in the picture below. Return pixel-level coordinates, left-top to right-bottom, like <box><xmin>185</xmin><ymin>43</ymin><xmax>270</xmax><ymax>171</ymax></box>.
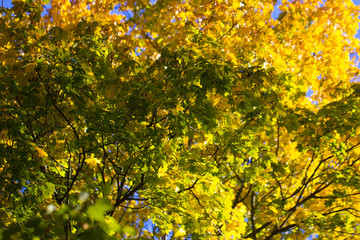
<box><xmin>1</xmin><ymin>0</ymin><xmax>11</xmax><ymax>8</ymax></box>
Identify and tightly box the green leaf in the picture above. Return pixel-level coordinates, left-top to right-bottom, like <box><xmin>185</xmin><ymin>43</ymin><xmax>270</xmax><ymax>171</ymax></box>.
<box><xmin>87</xmin><ymin>199</ymin><xmax>112</xmax><ymax>222</ymax></box>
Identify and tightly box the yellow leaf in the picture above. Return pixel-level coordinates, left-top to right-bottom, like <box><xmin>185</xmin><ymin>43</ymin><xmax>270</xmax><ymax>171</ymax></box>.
<box><xmin>33</xmin><ymin>145</ymin><xmax>48</xmax><ymax>158</ymax></box>
<box><xmin>86</xmin><ymin>154</ymin><xmax>100</xmax><ymax>170</ymax></box>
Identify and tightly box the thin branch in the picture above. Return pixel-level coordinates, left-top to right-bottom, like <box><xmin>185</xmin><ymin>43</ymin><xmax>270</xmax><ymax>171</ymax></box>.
<box><xmin>110</xmin><ymin>174</ymin><xmax>145</xmax><ymax>216</ymax></box>
<box><xmin>37</xmin><ymin>69</ymin><xmax>80</xmax><ymax>140</ymax></box>
<box><xmin>264</xmin><ymin>224</ymin><xmax>296</xmax><ymax>240</ymax></box>
<box><xmin>199</xmin><ymin>15</ymin><xmax>214</xmax><ymax>31</ymax></box>
<box><xmin>250</xmin><ymin>191</ymin><xmax>257</xmax><ymax>240</ymax></box>
<box><xmin>243</xmin><ymin>222</ymin><xmax>271</xmax><ymax>239</ymax></box>
<box><xmin>177</xmin><ymin>179</ymin><xmax>199</xmax><ymax>193</ymax></box>
<box><xmin>276</xmin><ymin>119</ymin><xmax>280</xmax><ymax>157</ymax></box>
<box><xmin>190</xmin><ymin>189</ymin><xmax>204</xmax><ymax>208</ymax></box>
<box><xmin>59</xmin><ymin>146</ymin><xmax>86</xmax><ymax>203</ymax></box>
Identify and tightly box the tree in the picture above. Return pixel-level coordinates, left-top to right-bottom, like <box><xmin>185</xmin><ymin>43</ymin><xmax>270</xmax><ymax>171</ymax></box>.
<box><xmin>1</xmin><ymin>0</ymin><xmax>360</xmax><ymax>239</ymax></box>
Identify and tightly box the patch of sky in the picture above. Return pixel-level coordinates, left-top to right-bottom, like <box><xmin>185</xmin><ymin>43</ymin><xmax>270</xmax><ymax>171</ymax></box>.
<box><xmin>41</xmin><ymin>3</ymin><xmax>51</xmax><ymax>18</ymax></box>
<box><xmin>306</xmin><ymin>74</ymin><xmax>324</xmax><ymax>106</ymax></box>
<box><xmin>1</xmin><ymin>0</ymin><xmax>12</xmax><ymax>8</ymax></box>
<box><xmin>111</xmin><ymin>3</ymin><xmax>134</xmax><ymax>19</ymax></box>
<box><xmin>350</xmin><ymin>52</ymin><xmax>360</xmax><ymax>68</ymax></box>
<box><xmin>271</xmin><ymin>0</ymin><xmax>282</xmax><ymax>20</ymax></box>
<box><xmin>143</xmin><ymin>218</ymin><xmax>156</xmax><ymax>234</ymax></box>
<box><xmin>352</xmin><ymin>0</ymin><xmax>360</xmax><ymax>76</ymax></box>
<box><xmin>144</xmin><ymin>218</ymin><xmax>156</xmax><ymax>232</ymax></box>
<box><xmin>135</xmin><ymin>46</ymin><xmax>145</xmax><ymax>56</ymax></box>
<box><xmin>20</xmin><ymin>186</ymin><xmax>27</xmax><ymax>194</ymax></box>
<box><xmin>306</xmin><ymin>88</ymin><xmax>313</xmax><ymax>98</ymax></box>
<box><xmin>141</xmin><ymin>218</ymin><xmax>174</xmax><ymax>239</ymax></box>
<box><xmin>308</xmin><ymin>89</ymin><xmax>319</xmax><ymax>106</ymax></box>
<box><xmin>308</xmin><ymin>233</ymin><xmax>319</xmax><ymax>239</ymax></box>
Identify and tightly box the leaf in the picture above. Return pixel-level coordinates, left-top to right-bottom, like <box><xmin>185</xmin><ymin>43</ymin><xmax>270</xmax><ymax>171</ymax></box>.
<box><xmin>87</xmin><ymin>199</ymin><xmax>112</xmax><ymax>223</ymax></box>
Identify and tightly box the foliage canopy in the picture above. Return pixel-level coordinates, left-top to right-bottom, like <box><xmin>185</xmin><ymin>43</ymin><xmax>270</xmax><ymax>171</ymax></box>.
<box><xmin>1</xmin><ymin>0</ymin><xmax>360</xmax><ymax>239</ymax></box>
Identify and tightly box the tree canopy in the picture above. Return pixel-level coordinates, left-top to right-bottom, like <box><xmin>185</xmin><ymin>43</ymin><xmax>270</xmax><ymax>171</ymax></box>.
<box><xmin>1</xmin><ymin>0</ymin><xmax>360</xmax><ymax>239</ymax></box>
